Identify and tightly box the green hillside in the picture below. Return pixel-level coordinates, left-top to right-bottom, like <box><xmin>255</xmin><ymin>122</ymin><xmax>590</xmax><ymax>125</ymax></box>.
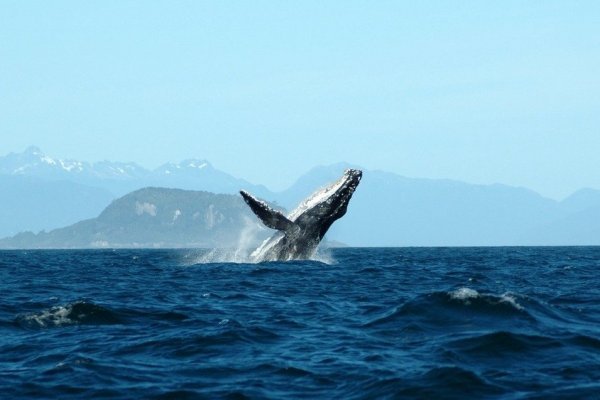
<box><xmin>0</xmin><ymin>188</ymin><xmax>269</xmax><ymax>249</ymax></box>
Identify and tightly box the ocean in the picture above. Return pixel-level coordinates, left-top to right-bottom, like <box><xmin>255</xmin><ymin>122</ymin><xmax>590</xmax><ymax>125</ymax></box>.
<box><xmin>1</xmin><ymin>247</ymin><xmax>599</xmax><ymax>399</ymax></box>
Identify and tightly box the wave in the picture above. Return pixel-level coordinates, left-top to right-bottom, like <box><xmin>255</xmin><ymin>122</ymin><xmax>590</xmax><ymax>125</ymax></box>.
<box><xmin>448</xmin><ymin>331</ymin><xmax>563</xmax><ymax>356</ymax></box>
<box><xmin>4</xmin><ymin>247</ymin><xmax>600</xmax><ymax>399</ymax></box>
<box><xmin>443</xmin><ymin>330</ymin><xmax>600</xmax><ymax>384</ymax></box>
<box><xmin>448</xmin><ymin>287</ymin><xmax>525</xmax><ymax>310</ymax></box>
<box><xmin>14</xmin><ymin>302</ymin><xmax>189</xmax><ymax>329</ymax></box>
<box><xmin>417</xmin><ymin>366</ymin><xmax>505</xmax><ymax>396</ymax></box>
<box><xmin>117</xmin><ymin>319</ymin><xmax>281</xmax><ymax>358</ymax></box>
<box><xmin>357</xmin><ymin>366</ymin><xmax>505</xmax><ymax>398</ymax></box>
<box><xmin>568</xmin><ymin>334</ymin><xmax>600</xmax><ymax>350</ymax></box>
<box><xmin>15</xmin><ymin>301</ymin><xmax>121</xmax><ymax>328</ymax></box>
<box><xmin>364</xmin><ymin>287</ymin><xmax>533</xmax><ymax>329</ymax></box>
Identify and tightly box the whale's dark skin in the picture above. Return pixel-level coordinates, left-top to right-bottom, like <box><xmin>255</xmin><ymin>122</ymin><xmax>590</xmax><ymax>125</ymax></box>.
<box><xmin>240</xmin><ymin>169</ymin><xmax>362</xmax><ymax>262</ymax></box>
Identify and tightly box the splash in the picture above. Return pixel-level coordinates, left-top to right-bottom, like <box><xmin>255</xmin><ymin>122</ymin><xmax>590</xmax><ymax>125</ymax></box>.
<box><xmin>186</xmin><ymin>246</ymin><xmax>335</xmax><ymax>265</ymax></box>
<box><xmin>311</xmin><ymin>246</ymin><xmax>336</xmax><ymax>265</ymax></box>
<box><xmin>185</xmin><ymin>217</ymin><xmax>265</xmax><ymax>264</ymax></box>
<box><xmin>184</xmin><ymin>217</ymin><xmax>335</xmax><ymax>265</ymax></box>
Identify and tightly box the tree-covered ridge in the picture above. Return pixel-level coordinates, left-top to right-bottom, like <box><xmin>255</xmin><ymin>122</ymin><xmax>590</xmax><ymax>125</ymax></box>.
<box><xmin>0</xmin><ymin>188</ymin><xmax>269</xmax><ymax>249</ymax></box>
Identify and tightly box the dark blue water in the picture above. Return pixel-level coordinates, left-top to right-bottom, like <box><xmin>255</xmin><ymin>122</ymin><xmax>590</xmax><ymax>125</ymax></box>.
<box><xmin>1</xmin><ymin>248</ymin><xmax>599</xmax><ymax>399</ymax></box>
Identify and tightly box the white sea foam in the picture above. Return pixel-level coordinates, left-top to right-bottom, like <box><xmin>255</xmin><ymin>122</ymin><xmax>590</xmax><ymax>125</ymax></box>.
<box><xmin>450</xmin><ymin>287</ymin><xmax>479</xmax><ymax>300</ymax></box>
<box><xmin>186</xmin><ymin>245</ymin><xmax>334</xmax><ymax>265</ymax></box>
<box><xmin>448</xmin><ymin>287</ymin><xmax>524</xmax><ymax>310</ymax></box>
<box><xmin>184</xmin><ymin>216</ymin><xmax>335</xmax><ymax>265</ymax></box>
<box><xmin>191</xmin><ymin>248</ymin><xmax>247</xmax><ymax>264</ymax></box>
<box><xmin>499</xmin><ymin>292</ymin><xmax>524</xmax><ymax>310</ymax></box>
<box><xmin>22</xmin><ymin>304</ymin><xmax>77</xmax><ymax>327</ymax></box>
<box><xmin>184</xmin><ymin>217</ymin><xmax>266</xmax><ymax>264</ymax></box>
<box><xmin>311</xmin><ymin>246</ymin><xmax>336</xmax><ymax>265</ymax></box>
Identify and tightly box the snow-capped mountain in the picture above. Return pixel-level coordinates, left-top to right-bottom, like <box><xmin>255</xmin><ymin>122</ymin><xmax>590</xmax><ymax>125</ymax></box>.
<box><xmin>2</xmin><ymin>146</ymin><xmax>600</xmax><ymax>246</ymax></box>
<box><xmin>0</xmin><ymin>146</ymin><xmax>147</xmax><ymax>180</ymax></box>
<box><xmin>155</xmin><ymin>160</ymin><xmax>211</xmax><ymax>175</ymax></box>
<box><xmin>0</xmin><ymin>146</ymin><xmax>272</xmax><ymax>197</ymax></box>
<box><xmin>0</xmin><ymin>146</ymin><xmax>273</xmax><ymax>237</ymax></box>
<box><xmin>151</xmin><ymin>159</ymin><xmax>273</xmax><ymax>198</ymax></box>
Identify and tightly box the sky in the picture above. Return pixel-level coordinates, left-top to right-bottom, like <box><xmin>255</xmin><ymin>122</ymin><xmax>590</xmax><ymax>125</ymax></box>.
<box><xmin>1</xmin><ymin>1</ymin><xmax>598</xmax><ymax>199</ymax></box>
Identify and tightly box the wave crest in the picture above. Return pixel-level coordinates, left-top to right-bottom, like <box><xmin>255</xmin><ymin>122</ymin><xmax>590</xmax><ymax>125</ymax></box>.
<box><xmin>16</xmin><ymin>301</ymin><xmax>121</xmax><ymax>328</ymax></box>
<box><xmin>364</xmin><ymin>288</ymin><xmax>531</xmax><ymax>329</ymax></box>
<box><xmin>449</xmin><ymin>287</ymin><xmax>524</xmax><ymax>310</ymax></box>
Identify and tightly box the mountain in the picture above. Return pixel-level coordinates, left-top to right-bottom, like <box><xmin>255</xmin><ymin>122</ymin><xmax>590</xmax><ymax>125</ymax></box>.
<box><xmin>526</xmin><ymin>206</ymin><xmax>600</xmax><ymax>246</ymax></box>
<box><xmin>525</xmin><ymin>188</ymin><xmax>600</xmax><ymax>245</ymax></box>
<box><xmin>0</xmin><ymin>188</ymin><xmax>269</xmax><ymax>249</ymax></box>
<box><xmin>0</xmin><ymin>146</ymin><xmax>272</xmax><ymax>197</ymax></box>
<box><xmin>560</xmin><ymin>188</ymin><xmax>600</xmax><ymax>214</ymax></box>
<box><xmin>2</xmin><ymin>147</ymin><xmax>600</xmax><ymax>247</ymax></box>
<box><xmin>0</xmin><ymin>147</ymin><xmax>274</xmax><ymax>236</ymax></box>
<box><xmin>0</xmin><ymin>146</ymin><xmax>147</xmax><ymax>182</ymax></box>
<box><xmin>149</xmin><ymin>160</ymin><xmax>272</xmax><ymax>198</ymax></box>
<box><xmin>272</xmin><ymin>164</ymin><xmax>600</xmax><ymax>246</ymax></box>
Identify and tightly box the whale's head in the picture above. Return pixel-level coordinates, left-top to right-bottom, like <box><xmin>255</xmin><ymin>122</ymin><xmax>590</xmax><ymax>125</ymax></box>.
<box><xmin>291</xmin><ymin>168</ymin><xmax>362</xmax><ymax>239</ymax></box>
<box><xmin>331</xmin><ymin>168</ymin><xmax>362</xmax><ymax>204</ymax></box>
<box><xmin>326</xmin><ymin>168</ymin><xmax>362</xmax><ymax>217</ymax></box>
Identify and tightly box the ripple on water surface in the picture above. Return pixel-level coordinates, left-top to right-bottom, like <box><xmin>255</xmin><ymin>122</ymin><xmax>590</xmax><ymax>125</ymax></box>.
<box><xmin>1</xmin><ymin>247</ymin><xmax>600</xmax><ymax>399</ymax></box>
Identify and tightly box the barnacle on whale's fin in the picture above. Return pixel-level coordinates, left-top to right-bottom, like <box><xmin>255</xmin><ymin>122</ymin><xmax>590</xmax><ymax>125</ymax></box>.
<box><xmin>240</xmin><ymin>191</ymin><xmax>295</xmax><ymax>232</ymax></box>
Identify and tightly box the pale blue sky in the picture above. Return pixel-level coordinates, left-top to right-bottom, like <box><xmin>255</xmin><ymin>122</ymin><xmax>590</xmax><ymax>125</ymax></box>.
<box><xmin>1</xmin><ymin>1</ymin><xmax>598</xmax><ymax>199</ymax></box>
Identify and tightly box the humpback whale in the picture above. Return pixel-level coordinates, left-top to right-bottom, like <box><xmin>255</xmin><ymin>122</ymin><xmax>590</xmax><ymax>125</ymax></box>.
<box><xmin>240</xmin><ymin>169</ymin><xmax>362</xmax><ymax>262</ymax></box>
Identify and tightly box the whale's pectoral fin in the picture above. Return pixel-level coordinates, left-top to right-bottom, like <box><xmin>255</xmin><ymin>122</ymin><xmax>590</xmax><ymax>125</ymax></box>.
<box><xmin>240</xmin><ymin>191</ymin><xmax>295</xmax><ymax>232</ymax></box>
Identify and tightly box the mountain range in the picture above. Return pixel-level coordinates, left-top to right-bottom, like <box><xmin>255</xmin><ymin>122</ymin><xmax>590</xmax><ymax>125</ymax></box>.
<box><xmin>1</xmin><ymin>146</ymin><xmax>599</xmax><ymax>247</ymax></box>
<box><xmin>0</xmin><ymin>146</ymin><xmax>271</xmax><ymax>238</ymax></box>
<box><xmin>0</xmin><ymin>146</ymin><xmax>272</xmax><ymax>197</ymax></box>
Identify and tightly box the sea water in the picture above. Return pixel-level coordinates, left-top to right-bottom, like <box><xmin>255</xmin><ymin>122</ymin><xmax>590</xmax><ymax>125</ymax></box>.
<box><xmin>1</xmin><ymin>247</ymin><xmax>599</xmax><ymax>399</ymax></box>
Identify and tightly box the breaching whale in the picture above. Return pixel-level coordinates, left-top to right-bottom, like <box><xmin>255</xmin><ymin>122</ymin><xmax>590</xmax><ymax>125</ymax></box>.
<box><xmin>240</xmin><ymin>169</ymin><xmax>362</xmax><ymax>262</ymax></box>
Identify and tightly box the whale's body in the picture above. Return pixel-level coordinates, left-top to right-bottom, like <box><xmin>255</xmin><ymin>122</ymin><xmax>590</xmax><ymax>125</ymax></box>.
<box><xmin>240</xmin><ymin>169</ymin><xmax>362</xmax><ymax>262</ymax></box>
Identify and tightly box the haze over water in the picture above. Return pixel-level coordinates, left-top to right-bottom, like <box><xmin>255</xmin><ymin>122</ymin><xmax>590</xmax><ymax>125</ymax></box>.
<box><xmin>2</xmin><ymin>247</ymin><xmax>599</xmax><ymax>399</ymax></box>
